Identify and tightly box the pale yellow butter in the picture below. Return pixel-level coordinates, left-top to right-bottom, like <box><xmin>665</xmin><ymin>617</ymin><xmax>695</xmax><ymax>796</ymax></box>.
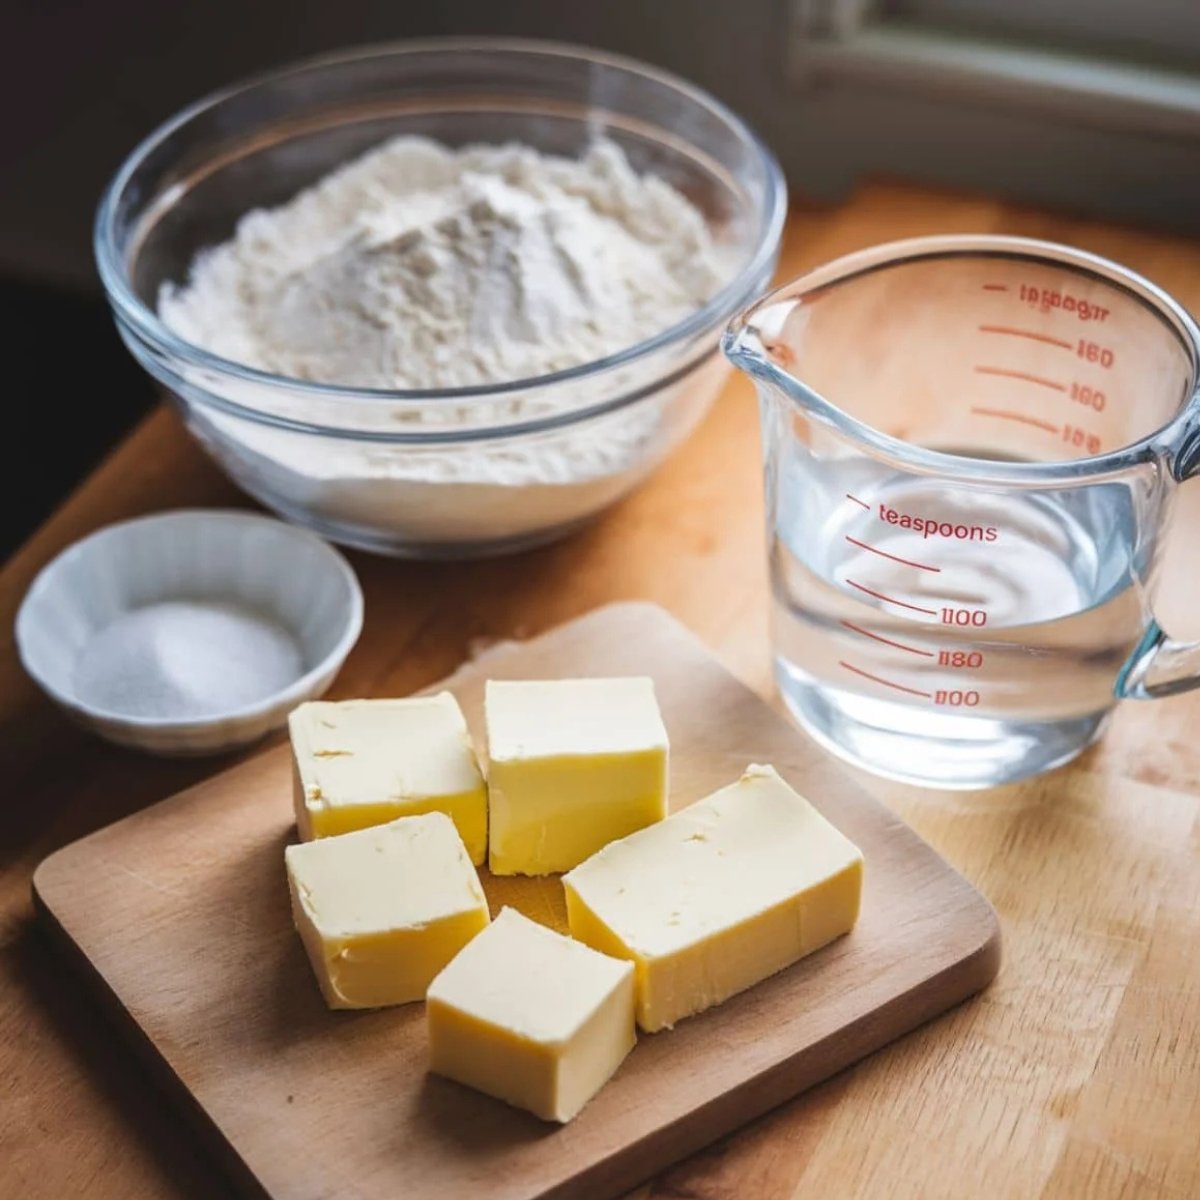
<box><xmin>426</xmin><ymin>907</ymin><xmax>635</xmax><ymax>1123</ymax></box>
<box><xmin>289</xmin><ymin>693</ymin><xmax>487</xmax><ymax>863</ymax></box>
<box><xmin>485</xmin><ymin>678</ymin><xmax>668</xmax><ymax>876</ymax></box>
<box><xmin>563</xmin><ymin>764</ymin><xmax>863</xmax><ymax>1032</ymax></box>
<box><xmin>285</xmin><ymin>812</ymin><xmax>489</xmax><ymax>1010</ymax></box>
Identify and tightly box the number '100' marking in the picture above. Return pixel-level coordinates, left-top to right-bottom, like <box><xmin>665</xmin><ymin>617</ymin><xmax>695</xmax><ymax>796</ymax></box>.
<box><xmin>941</xmin><ymin>607</ymin><xmax>987</xmax><ymax>627</ymax></box>
<box><xmin>935</xmin><ymin>689</ymin><xmax>980</xmax><ymax>707</ymax></box>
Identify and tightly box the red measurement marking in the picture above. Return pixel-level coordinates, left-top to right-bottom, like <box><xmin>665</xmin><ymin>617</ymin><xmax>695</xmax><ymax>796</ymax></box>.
<box><xmin>839</xmin><ymin>620</ymin><xmax>935</xmax><ymax>658</ymax></box>
<box><xmin>977</xmin><ymin>324</ymin><xmax>1072</xmax><ymax>350</ymax></box>
<box><xmin>974</xmin><ymin>365</ymin><xmax>1066</xmax><ymax>392</ymax></box>
<box><xmin>845</xmin><ymin>578</ymin><xmax>938</xmax><ymax>616</ymax></box>
<box><xmin>1063</xmin><ymin>423</ymin><xmax>1102</xmax><ymax>455</ymax></box>
<box><xmin>839</xmin><ymin>660</ymin><xmax>932</xmax><ymax>699</ymax></box>
<box><xmin>970</xmin><ymin>406</ymin><xmax>1060</xmax><ymax>434</ymax></box>
<box><xmin>845</xmin><ymin>535</ymin><xmax>941</xmax><ymax>573</ymax></box>
<box><xmin>982</xmin><ymin>284</ymin><xmax>1008</xmax><ymax>292</ymax></box>
<box><xmin>846</xmin><ymin>492</ymin><xmax>870</xmax><ymax>511</ymax></box>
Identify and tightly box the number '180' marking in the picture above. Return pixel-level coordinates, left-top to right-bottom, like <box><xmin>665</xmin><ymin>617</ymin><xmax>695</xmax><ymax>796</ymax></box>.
<box><xmin>938</xmin><ymin>649</ymin><xmax>984</xmax><ymax>669</ymax></box>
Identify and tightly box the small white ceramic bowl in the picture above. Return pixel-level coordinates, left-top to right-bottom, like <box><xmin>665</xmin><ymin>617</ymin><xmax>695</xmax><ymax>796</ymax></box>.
<box><xmin>16</xmin><ymin>509</ymin><xmax>363</xmax><ymax>755</ymax></box>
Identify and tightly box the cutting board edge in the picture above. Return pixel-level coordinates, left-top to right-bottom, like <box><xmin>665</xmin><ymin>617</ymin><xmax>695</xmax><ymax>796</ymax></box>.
<box><xmin>560</xmin><ymin>910</ymin><xmax>1001</xmax><ymax>1200</ymax></box>
<box><xmin>31</xmin><ymin>879</ymin><xmax>272</xmax><ymax>1200</ymax></box>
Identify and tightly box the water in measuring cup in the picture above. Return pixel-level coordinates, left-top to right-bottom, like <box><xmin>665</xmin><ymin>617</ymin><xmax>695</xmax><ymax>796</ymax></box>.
<box><xmin>770</xmin><ymin>452</ymin><xmax>1148</xmax><ymax>787</ymax></box>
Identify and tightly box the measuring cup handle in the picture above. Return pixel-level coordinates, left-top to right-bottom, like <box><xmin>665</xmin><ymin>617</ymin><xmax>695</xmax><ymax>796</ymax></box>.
<box><xmin>1117</xmin><ymin>420</ymin><xmax>1200</xmax><ymax>699</ymax></box>
<box><xmin>1116</xmin><ymin>623</ymin><xmax>1200</xmax><ymax>699</ymax></box>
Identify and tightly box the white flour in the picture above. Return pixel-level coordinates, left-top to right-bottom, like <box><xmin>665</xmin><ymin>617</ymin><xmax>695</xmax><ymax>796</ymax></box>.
<box><xmin>160</xmin><ymin>137</ymin><xmax>734</xmax><ymax>549</ymax></box>
<box><xmin>161</xmin><ymin>137</ymin><xmax>724</xmax><ymax>390</ymax></box>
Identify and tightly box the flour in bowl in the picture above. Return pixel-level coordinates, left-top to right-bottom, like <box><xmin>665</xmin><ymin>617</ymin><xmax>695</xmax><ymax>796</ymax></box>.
<box><xmin>158</xmin><ymin>136</ymin><xmax>740</xmax><ymax>551</ymax></box>
<box><xmin>159</xmin><ymin>137</ymin><xmax>726</xmax><ymax>390</ymax></box>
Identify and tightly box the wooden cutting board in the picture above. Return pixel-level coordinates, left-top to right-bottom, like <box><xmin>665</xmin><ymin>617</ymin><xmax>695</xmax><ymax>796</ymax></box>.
<box><xmin>33</xmin><ymin>602</ymin><xmax>1000</xmax><ymax>1200</ymax></box>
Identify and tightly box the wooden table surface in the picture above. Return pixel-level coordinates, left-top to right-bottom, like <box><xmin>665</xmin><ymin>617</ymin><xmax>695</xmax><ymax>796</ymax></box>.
<box><xmin>3</xmin><ymin>181</ymin><xmax>1199</xmax><ymax>1200</ymax></box>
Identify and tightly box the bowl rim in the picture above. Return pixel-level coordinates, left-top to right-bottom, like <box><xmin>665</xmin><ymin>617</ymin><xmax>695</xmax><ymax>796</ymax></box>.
<box><xmin>94</xmin><ymin>36</ymin><xmax>787</xmax><ymax>414</ymax></box>
<box><xmin>15</xmin><ymin>509</ymin><xmax>364</xmax><ymax>732</ymax></box>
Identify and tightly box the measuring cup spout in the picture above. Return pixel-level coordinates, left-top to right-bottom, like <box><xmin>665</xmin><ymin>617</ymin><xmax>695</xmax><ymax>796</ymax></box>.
<box><xmin>722</xmin><ymin>296</ymin><xmax>805</xmax><ymax>400</ymax></box>
<box><xmin>723</xmin><ymin>284</ymin><xmax>857</xmax><ymax>436</ymax></box>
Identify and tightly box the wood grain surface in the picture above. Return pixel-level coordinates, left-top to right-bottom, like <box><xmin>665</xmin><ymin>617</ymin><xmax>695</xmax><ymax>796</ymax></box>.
<box><xmin>32</xmin><ymin>603</ymin><xmax>999</xmax><ymax>1200</ymax></box>
<box><xmin>4</xmin><ymin>180</ymin><xmax>1200</xmax><ymax>1199</ymax></box>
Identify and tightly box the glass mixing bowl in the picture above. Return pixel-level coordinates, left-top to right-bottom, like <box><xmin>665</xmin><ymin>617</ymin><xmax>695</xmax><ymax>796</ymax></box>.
<box><xmin>96</xmin><ymin>40</ymin><xmax>786</xmax><ymax>557</ymax></box>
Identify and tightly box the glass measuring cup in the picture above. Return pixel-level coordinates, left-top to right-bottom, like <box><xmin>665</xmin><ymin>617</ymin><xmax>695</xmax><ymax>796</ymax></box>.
<box><xmin>724</xmin><ymin>236</ymin><xmax>1200</xmax><ymax>788</ymax></box>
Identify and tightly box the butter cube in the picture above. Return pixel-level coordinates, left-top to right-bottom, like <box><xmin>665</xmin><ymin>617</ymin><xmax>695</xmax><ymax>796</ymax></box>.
<box><xmin>563</xmin><ymin>764</ymin><xmax>863</xmax><ymax>1032</ymax></box>
<box><xmin>485</xmin><ymin>678</ymin><xmax>668</xmax><ymax>876</ymax></box>
<box><xmin>285</xmin><ymin>812</ymin><xmax>489</xmax><ymax>1009</ymax></box>
<box><xmin>290</xmin><ymin>694</ymin><xmax>487</xmax><ymax>864</ymax></box>
<box><xmin>427</xmin><ymin>907</ymin><xmax>635</xmax><ymax>1123</ymax></box>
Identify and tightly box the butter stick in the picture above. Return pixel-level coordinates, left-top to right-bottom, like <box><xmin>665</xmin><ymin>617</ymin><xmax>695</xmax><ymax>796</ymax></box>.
<box><xmin>564</xmin><ymin>764</ymin><xmax>864</xmax><ymax>1031</ymax></box>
